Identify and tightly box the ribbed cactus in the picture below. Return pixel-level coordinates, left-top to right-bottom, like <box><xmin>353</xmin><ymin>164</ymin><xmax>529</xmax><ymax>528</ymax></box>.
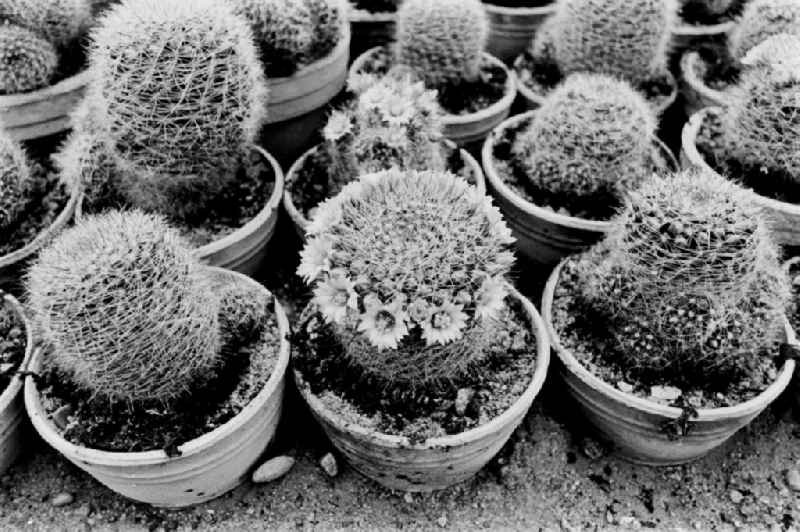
<box><xmin>577</xmin><ymin>169</ymin><xmax>789</xmax><ymax>382</ymax></box>
<box><xmin>0</xmin><ymin>128</ymin><xmax>33</xmax><ymax>232</ymax></box>
<box><xmin>232</xmin><ymin>0</ymin><xmax>315</xmax><ymax>69</ymax></box>
<box><xmin>306</xmin><ymin>0</ymin><xmax>346</xmax><ymax>55</ymax></box>
<box><xmin>27</xmin><ymin>210</ymin><xmax>221</xmax><ymax>403</ymax></box>
<box><xmin>298</xmin><ymin>169</ymin><xmax>515</xmax><ymax>386</ymax></box>
<box><xmin>511</xmin><ymin>73</ymin><xmax>657</xmax><ymax>207</ymax></box>
<box><xmin>0</xmin><ymin>0</ymin><xmax>92</xmax><ymax>48</ymax></box>
<box><xmin>729</xmin><ymin>0</ymin><xmax>800</xmax><ymax>60</ymax></box>
<box><xmin>0</xmin><ymin>23</ymin><xmax>58</xmax><ymax>94</ymax></box>
<box><xmin>394</xmin><ymin>0</ymin><xmax>489</xmax><ymax>88</ymax></box>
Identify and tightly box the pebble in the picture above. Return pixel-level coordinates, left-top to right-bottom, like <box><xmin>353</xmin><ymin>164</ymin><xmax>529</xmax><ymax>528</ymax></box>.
<box><xmin>786</xmin><ymin>469</ymin><xmax>800</xmax><ymax>491</ymax></box>
<box><xmin>403</xmin><ymin>492</ymin><xmax>414</xmax><ymax>504</ymax></box>
<box><xmin>729</xmin><ymin>490</ymin><xmax>744</xmax><ymax>504</ymax></box>
<box><xmin>618</xmin><ymin>516</ymin><xmax>641</xmax><ymax>529</ymax></box>
<box><xmin>581</xmin><ymin>438</ymin><xmax>604</xmax><ymax>460</ymax></box>
<box><xmin>51</xmin><ymin>493</ymin><xmax>74</xmax><ymax>507</ymax></box>
<box><xmin>455</xmin><ymin>388</ymin><xmax>475</xmax><ymax>416</ymax></box>
<box><xmin>617</xmin><ymin>381</ymin><xmax>634</xmax><ymax>393</ymax></box>
<box><xmin>51</xmin><ymin>405</ymin><xmax>74</xmax><ymax>430</ymax></box>
<box><xmin>436</xmin><ymin>513</ymin><xmax>448</xmax><ymax>528</ymax></box>
<box><xmin>649</xmin><ymin>385</ymin><xmax>682</xmax><ymax>402</ymax></box>
<box><xmin>251</xmin><ymin>456</ymin><xmax>295</xmax><ymax>483</ymax></box>
<box><xmin>320</xmin><ymin>453</ymin><xmax>338</xmax><ymax>477</ymax></box>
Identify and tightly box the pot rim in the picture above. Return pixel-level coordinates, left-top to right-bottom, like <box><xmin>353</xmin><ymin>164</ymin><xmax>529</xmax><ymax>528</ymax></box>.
<box><xmin>672</xmin><ymin>18</ymin><xmax>735</xmax><ymax>37</ymax></box>
<box><xmin>541</xmin><ymin>260</ymin><xmax>796</xmax><ymax>421</ymax></box>
<box><xmin>0</xmin><ymin>69</ymin><xmax>91</xmax><ymax>108</ymax></box>
<box><xmin>0</xmin><ymin>293</ymin><xmax>33</xmax><ymax>414</ymax></box>
<box><xmin>293</xmin><ymin>285</ymin><xmax>551</xmax><ymax>450</ymax></box>
<box><xmin>679</xmin><ymin>51</ymin><xmax>729</xmax><ymax>108</ymax></box>
<box><xmin>24</xmin><ymin>268</ymin><xmax>291</xmax><ymax>466</ymax></box>
<box><xmin>482</xmin><ymin>1</ymin><xmax>556</xmax><ymax>17</ymax></box>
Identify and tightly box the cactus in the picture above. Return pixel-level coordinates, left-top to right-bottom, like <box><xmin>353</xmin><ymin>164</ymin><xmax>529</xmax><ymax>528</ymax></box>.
<box><xmin>543</xmin><ymin>0</ymin><xmax>677</xmax><ymax>85</ymax></box>
<box><xmin>232</xmin><ymin>0</ymin><xmax>315</xmax><ymax>69</ymax></box>
<box><xmin>729</xmin><ymin>0</ymin><xmax>800</xmax><ymax>60</ymax></box>
<box><xmin>27</xmin><ymin>210</ymin><xmax>222</xmax><ymax>403</ymax></box>
<box><xmin>577</xmin><ymin>169</ymin><xmax>790</xmax><ymax>382</ymax></box>
<box><xmin>298</xmin><ymin>168</ymin><xmax>515</xmax><ymax>386</ymax></box>
<box><xmin>305</xmin><ymin>0</ymin><xmax>346</xmax><ymax>55</ymax></box>
<box><xmin>511</xmin><ymin>73</ymin><xmax>657</xmax><ymax>208</ymax></box>
<box><xmin>721</xmin><ymin>34</ymin><xmax>800</xmax><ymax>182</ymax></box>
<box><xmin>0</xmin><ymin>23</ymin><xmax>58</xmax><ymax>95</ymax></box>
<box><xmin>0</xmin><ymin>0</ymin><xmax>92</xmax><ymax>48</ymax></box>
<box><xmin>394</xmin><ymin>0</ymin><xmax>489</xmax><ymax>88</ymax></box>
<box><xmin>0</xmin><ymin>128</ymin><xmax>33</xmax><ymax>232</ymax></box>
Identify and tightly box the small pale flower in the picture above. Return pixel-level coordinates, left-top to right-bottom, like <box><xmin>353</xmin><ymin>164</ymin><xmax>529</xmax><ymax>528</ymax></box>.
<box><xmin>475</xmin><ymin>277</ymin><xmax>507</xmax><ymax>321</ymax></box>
<box><xmin>454</xmin><ymin>290</ymin><xmax>472</xmax><ymax>306</ymax></box>
<box><xmin>313</xmin><ymin>272</ymin><xmax>358</xmax><ymax>324</ymax></box>
<box><xmin>297</xmin><ymin>236</ymin><xmax>333</xmax><ymax>283</ymax></box>
<box><xmin>358</xmin><ymin>298</ymin><xmax>409</xmax><ymax>350</ymax></box>
<box><xmin>379</xmin><ymin>94</ymin><xmax>415</xmax><ymax>125</ymax></box>
<box><xmin>421</xmin><ymin>301</ymin><xmax>468</xmax><ymax>346</ymax></box>
<box><xmin>384</xmin><ymin>124</ymin><xmax>409</xmax><ymax>148</ymax></box>
<box><xmin>407</xmin><ymin>298</ymin><xmax>432</xmax><ymax>324</ymax></box>
<box><xmin>307</xmin><ymin>196</ymin><xmax>343</xmax><ymax>235</ymax></box>
<box><xmin>323</xmin><ymin>111</ymin><xmax>353</xmax><ymax>142</ymax></box>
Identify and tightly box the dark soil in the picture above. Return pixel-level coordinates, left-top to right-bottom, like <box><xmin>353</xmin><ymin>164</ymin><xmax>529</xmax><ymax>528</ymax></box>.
<box><xmin>53</xmin><ymin>37</ymin><xmax>88</xmax><ymax>86</ymax></box>
<box><xmin>292</xmin><ymin>297</ymin><xmax>538</xmax><ymax>444</ymax></box>
<box><xmin>352</xmin><ymin>0</ymin><xmax>399</xmax><ymax>13</ymax></box>
<box><xmin>692</xmin><ymin>41</ymin><xmax>741</xmax><ymax>92</ymax></box>
<box><xmin>0</xmin><ymin>299</ymin><xmax>25</xmax><ymax>394</ymax></box>
<box><xmin>35</xmin><ymin>273</ymin><xmax>282</xmax><ymax>454</ymax></box>
<box><xmin>788</xmin><ymin>260</ymin><xmax>800</xmax><ymax>333</ymax></box>
<box><xmin>550</xmin><ymin>257</ymin><xmax>783</xmax><ymax>410</ymax></box>
<box><xmin>356</xmin><ymin>47</ymin><xmax>509</xmax><ymax>116</ymax></box>
<box><xmin>696</xmin><ymin>110</ymin><xmax>800</xmax><ymax>205</ymax></box>
<box><xmin>678</xmin><ymin>0</ymin><xmax>744</xmax><ymax>26</ymax></box>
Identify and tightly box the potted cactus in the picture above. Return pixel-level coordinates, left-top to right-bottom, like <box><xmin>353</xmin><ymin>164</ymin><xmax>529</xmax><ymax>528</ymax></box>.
<box><xmin>481</xmin><ymin>0</ymin><xmax>556</xmax><ymax>63</ymax></box>
<box><xmin>0</xmin><ymin>0</ymin><xmax>94</xmax><ymax>140</ymax></box>
<box><xmin>284</xmin><ymin>72</ymin><xmax>486</xmax><ymax>237</ymax></box>
<box><xmin>348</xmin><ymin>0</ymin><xmax>400</xmax><ymax>59</ymax></box>
<box><xmin>680</xmin><ymin>0</ymin><xmax>800</xmax><ymax>116</ymax></box>
<box><xmin>350</xmin><ymin>0</ymin><xmax>517</xmax><ymax>149</ymax></box>
<box><xmin>513</xmin><ymin>0</ymin><xmax>678</xmax><ymax>114</ymax></box>
<box><xmin>24</xmin><ymin>210</ymin><xmax>290</xmax><ymax>507</ymax></box>
<box><xmin>0</xmin><ymin>128</ymin><xmax>80</xmax><ymax>291</ymax></box>
<box><xmin>671</xmin><ymin>0</ymin><xmax>742</xmax><ymax>54</ymax></box>
<box><xmin>681</xmin><ymin>34</ymin><xmax>800</xmax><ymax>247</ymax></box>
<box><xmin>482</xmin><ymin>73</ymin><xmax>677</xmax><ymax>270</ymax></box>
<box><xmin>232</xmin><ymin>0</ymin><xmax>350</xmax><ymax>165</ymax></box>
<box><xmin>542</xmin><ymin>169</ymin><xmax>796</xmax><ymax>465</ymax></box>
<box><xmin>57</xmin><ymin>0</ymin><xmax>284</xmax><ymax>276</ymax></box>
<box><xmin>292</xmin><ymin>168</ymin><xmax>550</xmax><ymax>491</ymax></box>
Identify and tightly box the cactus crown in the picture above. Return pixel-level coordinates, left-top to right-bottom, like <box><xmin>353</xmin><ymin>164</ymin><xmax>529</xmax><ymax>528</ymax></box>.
<box><xmin>0</xmin><ymin>23</ymin><xmax>58</xmax><ymax>95</ymax></box>
<box><xmin>298</xmin><ymin>169</ymin><xmax>515</xmax><ymax>385</ymax></box>
<box><xmin>0</xmin><ymin>128</ymin><xmax>33</xmax><ymax>233</ymax></box>
<box><xmin>511</xmin><ymin>73</ymin><xmax>657</xmax><ymax>209</ymax></box>
<box><xmin>394</xmin><ymin>0</ymin><xmax>489</xmax><ymax>88</ymax></box>
<box><xmin>27</xmin><ymin>210</ymin><xmax>222</xmax><ymax>403</ymax></box>
<box><xmin>0</xmin><ymin>0</ymin><xmax>92</xmax><ymax>48</ymax></box>
<box><xmin>729</xmin><ymin>0</ymin><xmax>800</xmax><ymax>60</ymax></box>
<box><xmin>578</xmin><ymin>169</ymin><xmax>789</xmax><ymax>382</ymax></box>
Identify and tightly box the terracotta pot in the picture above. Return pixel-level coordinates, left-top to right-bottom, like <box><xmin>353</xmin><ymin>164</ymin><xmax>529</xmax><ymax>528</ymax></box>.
<box><xmin>680</xmin><ymin>107</ymin><xmax>800</xmax><ymax>247</ymax></box>
<box><xmin>0</xmin><ymin>70</ymin><xmax>91</xmax><ymax>142</ymax></box>
<box><xmin>349</xmin><ymin>48</ymin><xmax>517</xmax><ymax>148</ymax></box>
<box><xmin>24</xmin><ymin>270</ymin><xmax>291</xmax><ymax>508</ymax></box>
<box><xmin>348</xmin><ymin>5</ymin><xmax>396</xmax><ymax>60</ymax></box>
<box><xmin>541</xmin><ymin>261</ymin><xmax>796</xmax><ymax>466</ymax></box>
<box><xmin>679</xmin><ymin>51</ymin><xmax>730</xmax><ymax>117</ymax></box>
<box><xmin>294</xmin><ymin>286</ymin><xmax>550</xmax><ymax>492</ymax></box>
<box><xmin>483</xmin><ymin>1</ymin><xmax>556</xmax><ymax>63</ymax></box>
<box><xmin>481</xmin><ymin>111</ymin><xmax>678</xmax><ymax>269</ymax></box>
<box><xmin>672</xmin><ymin>19</ymin><xmax>734</xmax><ymax>55</ymax></box>
<box><xmin>283</xmin><ymin>141</ymin><xmax>487</xmax><ymax>239</ymax></box>
<box><xmin>0</xmin><ymin>293</ymin><xmax>33</xmax><ymax>475</ymax></box>
<box><xmin>260</xmin><ymin>27</ymin><xmax>350</xmax><ymax>166</ymax></box>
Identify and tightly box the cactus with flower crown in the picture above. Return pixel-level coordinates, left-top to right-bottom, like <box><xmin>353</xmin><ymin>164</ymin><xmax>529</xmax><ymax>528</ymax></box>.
<box><xmin>297</xmin><ymin>169</ymin><xmax>515</xmax><ymax>386</ymax></box>
<box><xmin>729</xmin><ymin>0</ymin><xmax>800</xmax><ymax>60</ymax></box>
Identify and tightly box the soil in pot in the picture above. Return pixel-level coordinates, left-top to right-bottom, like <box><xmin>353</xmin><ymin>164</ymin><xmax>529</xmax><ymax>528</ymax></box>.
<box><xmin>488</xmin><ymin>114</ymin><xmax>674</xmax><ymax>221</ymax></box>
<box><xmin>787</xmin><ymin>260</ymin><xmax>800</xmax><ymax>333</ymax></box>
<box><xmin>32</xmin><ymin>271</ymin><xmax>282</xmax><ymax>454</ymax></box>
<box><xmin>551</xmin><ymin>257</ymin><xmax>784</xmax><ymax>411</ymax></box>
<box><xmin>677</xmin><ymin>0</ymin><xmax>744</xmax><ymax>26</ymax></box>
<box><xmin>0</xmin><ymin>300</ymin><xmax>26</xmax><ymax>394</ymax></box>
<box><xmin>292</xmin><ymin>296</ymin><xmax>539</xmax><ymax>445</ymax></box>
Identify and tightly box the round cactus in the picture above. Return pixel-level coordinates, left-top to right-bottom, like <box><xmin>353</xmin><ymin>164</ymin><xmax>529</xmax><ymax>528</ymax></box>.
<box><xmin>298</xmin><ymin>169</ymin><xmax>515</xmax><ymax>386</ymax></box>
<box><xmin>394</xmin><ymin>0</ymin><xmax>489</xmax><ymax>88</ymax></box>
<box><xmin>729</xmin><ymin>0</ymin><xmax>800</xmax><ymax>60</ymax></box>
<box><xmin>305</xmin><ymin>0</ymin><xmax>346</xmax><ymax>55</ymax></box>
<box><xmin>0</xmin><ymin>23</ymin><xmax>58</xmax><ymax>95</ymax></box>
<box><xmin>0</xmin><ymin>128</ymin><xmax>33</xmax><ymax>232</ymax></box>
<box><xmin>0</xmin><ymin>0</ymin><xmax>92</xmax><ymax>48</ymax></box>
<box><xmin>232</xmin><ymin>0</ymin><xmax>315</xmax><ymax>69</ymax></box>
<box><xmin>27</xmin><ymin>210</ymin><xmax>222</xmax><ymax>403</ymax></box>
<box><xmin>578</xmin><ymin>169</ymin><xmax>789</xmax><ymax>382</ymax></box>
<box><xmin>545</xmin><ymin>0</ymin><xmax>677</xmax><ymax>84</ymax></box>
<box><xmin>511</xmin><ymin>73</ymin><xmax>657</xmax><ymax>206</ymax></box>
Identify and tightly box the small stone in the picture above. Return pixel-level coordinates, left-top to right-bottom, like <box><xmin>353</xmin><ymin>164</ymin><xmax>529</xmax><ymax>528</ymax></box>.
<box><xmin>251</xmin><ymin>456</ymin><xmax>295</xmax><ymax>483</ymax></box>
<box><xmin>51</xmin><ymin>493</ymin><xmax>74</xmax><ymax>507</ymax></box>
<box><xmin>729</xmin><ymin>489</ymin><xmax>744</xmax><ymax>504</ymax></box>
<box><xmin>617</xmin><ymin>381</ymin><xmax>634</xmax><ymax>393</ymax></box>
<box><xmin>320</xmin><ymin>453</ymin><xmax>338</xmax><ymax>477</ymax></box>
<box><xmin>455</xmin><ymin>388</ymin><xmax>475</xmax><ymax>416</ymax></box>
<box><xmin>403</xmin><ymin>492</ymin><xmax>414</xmax><ymax>504</ymax></box>
<box><xmin>436</xmin><ymin>513</ymin><xmax>448</xmax><ymax>528</ymax></box>
<box><xmin>51</xmin><ymin>405</ymin><xmax>74</xmax><ymax>430</ymax></box>
<box><xmin>649</xmin><ymin>385</ymin><xmax>682</xmax><ymax>402</ymax></box>
<box><xmin>786</xmin><ymin>469</ymin><xmax>800</xmax><ymax>491</ymax></box>
<box><xmin>581</xmin><ymin>438</ymin><xmax>604</xmax><ymax>460</ymax></box>
<box><xmin>556</xmin><ymin>207</ymin><xmax>570</xmax><ymax>216</ymax></box>
<box><xmin>618</xmin><ymin>516</ymin><xmax>641</xmax><ymax>529</ymax></box>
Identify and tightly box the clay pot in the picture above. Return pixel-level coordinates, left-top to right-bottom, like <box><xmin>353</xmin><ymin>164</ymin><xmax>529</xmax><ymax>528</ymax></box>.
<box><xmin>679</xmin><ymin>51</ymin><xmax>730</xmax><ymax>117</ymax></box>
<box><xmin>541</xmin><ymin>261</ymin><xmax>795</xmax><ymax>465</ymax></box>
<box><xmin>24</xmin><ymin>270</ymin><xmax>291</xmax><ymax>507</ymax></box>
<box><xmin>294</xmin><ymin>286</ymin><xmax>550</xmax><ymax>491</ymax></box>
<box><xmin>483</xmin><ymin>1</ymin><xmax>556</xmax><ymax>63</ymax></box>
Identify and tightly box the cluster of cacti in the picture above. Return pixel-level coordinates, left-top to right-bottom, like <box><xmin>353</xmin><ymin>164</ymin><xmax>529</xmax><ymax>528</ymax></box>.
<box><xmin>60</xmin><ymin>0</ymin><xmax>268</xmax><ymax>221</ymax></box>
<box><xmin>394</xmin><ymin>0</ymin><xmax>488</xmax><ymax>88</ymax></box>
<box><xmin>533</xmin><ymin>0</ymin><xmax>677</xmax><ymax>85</ymax></box>
<box><xmin>0</xmin><ymin>128</ymin><xmax>33</xmax><ymax>233</ymax></box>
<box><xmin>322</xmin><ymin>72</ymin><xmax>445</xmax><ymax>185</ymax></box>
<box><xmin>27</xmin><ymin>210</ymin><xmax>222</xmax><ymax>403</ymax></box>
<box><xmin>511</xmin><ymin>73</ymin><xmax>657</xmax><ymax>204</ymax></box>
<box><xmin>729</xmin><ymin>0</ymin><xmax>800</xmax><ymax>60</ymax></box>
<box><xmin>298</xmin><ymin>168</ymin><xmax>515</xmax><ymax>386</ymax></box>
<box><xmin>576</xmin><ymin>169</ymin><xmax>789</xmax><ymax>382</ymax></box>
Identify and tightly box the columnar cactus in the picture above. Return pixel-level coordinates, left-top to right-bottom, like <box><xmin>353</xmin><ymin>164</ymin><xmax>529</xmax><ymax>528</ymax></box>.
<box><xmin>0</xmin><ymin>23</ymin><xmax>58</xmax><ymax>94</ymax></box>
<box><xmin>729</xmin><ymin>0</ymin><xmax>800</xmax><ymax>60</ymax></box>
<box><xmin>578</xmin><ymin>169</ymin><xmax>789</xmax><ymax>382</ymax></box>
<box><xmin>0</xmin><ymin>128</ymin><xmax>33</xmax><ymax>232</ymax></box>
<box><xmin>27</xmin><ymin>210</ymin><xmax>221</xmax><ymax>403</ymax></box>
<box><xmin>0</xmin><ymin>0</ymin><xmax>92</xmax><ymax>48</ymax></box>
<box><xmin>394</xmin><ymin>0</ymin><xmax>489</xmax><ymax>88</ymax></box>
<box><xmin>511</xmin><ymin>73</ymin><xmax>657</xmax><ymax>205</ymax></box>
<box><xmin>298</xmin><ymin>169</ymin><xmax>515</xmax><ymax>386</ymax></box>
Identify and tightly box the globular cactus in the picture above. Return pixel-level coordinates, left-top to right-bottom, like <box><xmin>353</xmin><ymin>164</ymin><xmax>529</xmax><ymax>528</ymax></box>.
<box><xmin>394</xmin><ymin>0</ymin><xmax>489</xmax><ymax>88</ymax></box>
<box><xmin>721</xmin><ymin>34</ymin><xmax>800</xmax><ymax>182</ymax></box>
<box><xmin>305</xmin><ymin>0</ymin><xmax>346</xmax><ymax>55</ymax></box>
<box><xmin>232</xmin><ymin>0</ymin><xmax>315</xmax><ymax>70</ymax></box>
<box><xmin>729</xmin><ymin>0</ymin><xmax>800</xmax><ymax>60</ymax></box>
<box><xmin>298</xmin><ymin>169</ymin><xmax>515</xmax><ymax>386</ymax></box>
<box><xmin>577</xmin><ymin>169</ymin><xmax>790</xmax><ymax>383</ymax></box>
<box><xmin>0</xmin><ymin>23</ymin><xmax>57</xmax><ymax>95</ymax></box>
<box><xmin>27</xmin><ymin>210</ymin><xmax>221</xmax><ymax>403</ymax></box>
<box><xmin>511</xmin><ymin>73</ymin><xmax>657</xmax><ymax>207</ymax></box>
<box><xmin>0</xmin><ymin>0</ymin><xmax>92</xmax><ymax>48</ymax></box>
<box><xmin>0</xmin><ymin>128</ymin><xmax>33</xmax><ymax>232</ymax></box>
<box><xmin>543</xmin><ymin>0</ymin><xmax>677</xmax><ymax>85</ymax></box>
